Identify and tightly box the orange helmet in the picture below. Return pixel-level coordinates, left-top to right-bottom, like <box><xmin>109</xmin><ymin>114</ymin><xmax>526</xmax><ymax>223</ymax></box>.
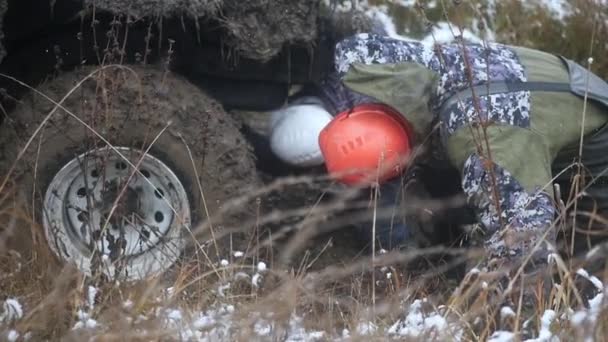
<box><xmin>318</xmin><ymin>103</ymin><xmax>414</xmax><ymax>186</ymax></box>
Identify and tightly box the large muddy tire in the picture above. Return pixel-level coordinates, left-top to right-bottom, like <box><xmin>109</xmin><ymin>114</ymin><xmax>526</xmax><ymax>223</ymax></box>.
<box><xmin>0</xmin><ymin>65</ymin><xmax>259</xmax><ymax>281</ymax></box>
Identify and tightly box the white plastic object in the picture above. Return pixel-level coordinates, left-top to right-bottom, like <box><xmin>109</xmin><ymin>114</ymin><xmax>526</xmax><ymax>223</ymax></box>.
<box><xmin>269</xmin><ymin>99</ymin><xmax>333</xmax><ymax>167</ymax></box>
<box><xmin>269</xmin><ymin>96</ymin><xmax>325</xmax><ymax>129</ymax></box>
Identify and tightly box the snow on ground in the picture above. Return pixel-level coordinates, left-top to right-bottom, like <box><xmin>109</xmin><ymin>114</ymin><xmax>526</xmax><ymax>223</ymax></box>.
<box><xmin>327</xmin><ymin>0</ymin><xmax>573</xmax><ymax>46</ymax></box>
<box><xmin>363</xmin><ymin>5</ymin><xmax>414</xmax><ymax>41</ymax></box>
<box><xmin>387</xmin><ymin>298</ymin><xmax>460</xmax><ymax>339</ymax></box>
<box><xmin>488</xmin><ymin>330</ymin><xmax>516</xmax><ymax>342</ymax></box>
<box><xmin>6</xmin><ymin>330</ymin><xmax>19</xmax><ymax>342</ymax></box>
<box><xmin>2</xmin><ymin>263</ymin><xmax>605</xmax><ymax>341</ymax></box>
<box><xmin>421</xmin><ymin>21</ymin><xmax>483</xmax><ymax>44</ymax></box>
<box><xmin>526</xmin><ymin>310</ymin><xmax>558</xmax><ymax>342</ymax></box>
<box><xmin>0</xmin><ymin>298</ymin><xmax>23</xmax><ymax>323</ymax></box>
<box><xmin>352</xmin><ymin>0</ymin><xmax>488</xmax><ymax>45</ymax></box>
<box><xmin>539</xmin><ymin>0</ymin><xmax>570</xmax><ymax>19</ymax></box>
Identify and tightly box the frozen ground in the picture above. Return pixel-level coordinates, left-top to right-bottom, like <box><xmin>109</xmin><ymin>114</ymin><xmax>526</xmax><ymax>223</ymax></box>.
<box><xmin>2</xmin><ymin>256</ymin><xmax>605</xmax><ymax>341</ymax></box>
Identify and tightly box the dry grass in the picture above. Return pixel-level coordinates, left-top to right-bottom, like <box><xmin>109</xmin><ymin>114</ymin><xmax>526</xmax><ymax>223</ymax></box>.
<box><xmin>0</xmin><ymin>185</ymin><xmax>607</xmax><ymax>341</ymax></box>
<box><xmin>368</xmin><ymin>0</ymin><xmax>608</xmax><ymax>78</ymax></box>
<box><xmin>1</xmin><ymin>1</ymin><xmax>608</xmax><ymax>341</ymax></box>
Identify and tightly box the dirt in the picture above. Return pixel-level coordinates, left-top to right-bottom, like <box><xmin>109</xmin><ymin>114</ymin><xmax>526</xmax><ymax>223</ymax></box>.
<box><xmin>0</xmin><ymin>65</ymin><xmax>260</xmax><ymax>276</ymax></box>
<box><xmin>78</xmin><ymin>0</ymin><xmax>322</xmax><ymax>62</ymax></box>
<box><xmin>0</xmin><ymin>0</ymin><xmax>6</xmax><ymax>63</ymax></box>
<box><xmin>220</xmin><ymin>111</ymin><xmax>373</xmax><ymax>273</ymax></box>
<box><xmin>220</xmin><ymin>0</ymin><xmax>321</xmax><ymax>61</ymax></box>
<box><xmin>83</xmin><ymin>0</ymin><xmax>223</xmax><ymax>19</ymax></box>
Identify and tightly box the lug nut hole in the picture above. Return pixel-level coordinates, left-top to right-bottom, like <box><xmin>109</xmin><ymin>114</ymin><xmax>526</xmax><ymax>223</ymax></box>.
<box><xmin>154</xmin><ymin>211</ymin><xmax>164</xmax><ymax>223</ymax></box>
<box><xmin>77</xmin><ymin>187</ymin><xmax>87</xmax><ymax>198</ymax></box>
<box><xmin>77</xmin><ymin>212</ymin><xmax>88</xmax><ymax>222</ymax></box>
<box><xmin>154</xmin><ymin>188</ymin><xmax>164</xmax><ymax>199</ymax></box>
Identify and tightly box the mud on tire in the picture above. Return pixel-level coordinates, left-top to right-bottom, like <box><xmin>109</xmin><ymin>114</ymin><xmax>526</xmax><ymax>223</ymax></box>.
<box><xmin>0</xmin><ymin>65</ymin><xmax>259</xmax><ymax>280</ymax></box>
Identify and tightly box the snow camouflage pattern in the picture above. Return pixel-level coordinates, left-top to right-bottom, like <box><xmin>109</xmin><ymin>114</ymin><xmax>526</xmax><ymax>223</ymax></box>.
<box><xmin>322</xmin><ymin>33</ymin><xmax>554</xmax><ymax>264</ymax></box>
<box><xmin>444</xmin><ymin>91</ymin><xmax>530</xmax><ymax>135</ymax></box>
<box><xmin>462</xmin><ymin>154</ymin><xmax>556</xmax><ymax>262</ymax></box>
<box><xmin>333</xmin><ymin>33</ymin><xmax>531</xmax><ymax>133</ymax></box>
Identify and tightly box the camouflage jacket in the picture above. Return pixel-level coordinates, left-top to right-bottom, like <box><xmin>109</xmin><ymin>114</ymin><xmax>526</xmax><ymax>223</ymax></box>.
<box><xmin>318</xmin><ymin>33</ymin><xmax>608</xmax><ymax>268</ymax></box>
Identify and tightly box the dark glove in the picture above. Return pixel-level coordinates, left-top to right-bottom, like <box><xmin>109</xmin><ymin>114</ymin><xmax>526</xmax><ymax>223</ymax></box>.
<box><xmin>351</xmin><ymin>175</ymin><xmax>432</xmax><ymax>250</ymax></box>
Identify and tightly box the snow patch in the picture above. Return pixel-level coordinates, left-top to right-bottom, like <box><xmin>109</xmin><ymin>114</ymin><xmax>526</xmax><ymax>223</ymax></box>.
<box><xmin>397</xmin><ymin>0</ymin><xmax>416</xmax><ymax>6</ymax></box>
<box><xmin>254</xmin><ymin>319</ymin><xmax>273</xmax><ymax>336</ymax></box>
<box><xmin>500</xmin><ymin>306</ymin><xmax>516</xmax><ymax>320</ymax></box>
<box><xmin>72</xmin><ymin>309</ymin><xmax>99</xmax><ymax>330</ymax></box>
<box><xmin>535</xmin><ymin>310</ymin><xmax>557</xmax><ymax>341</ymax></box>
<box><xmin>166</xmin><ymin>309</ymin><xmax>183</xmax><ymax>321</ymax></box>
<box><xmin>489</xmin><ymin>330</ymin><xmax>516</xmax><ymax>342</ymax></box>
<box><xmin>1</xmin><ymin>298</ymin><xmax>23</xmax><ymax>322</ymax></box>
<box><xmin>364</xmin><ymin>7</ymin><xmax>414</xmax><ymax>41</ymax></box>
<box><xmin>160</xmin><ymin>304</ymin><xmax>235</xmax><ymax>341</ymax></box>
<box><xmin>87</xmin><ymin>286</ymin><xmax>98</xmax><ymax>310</ymax></box>
<box><xmin>422</xmin><ymin>22</ymin><xmax>483</xmax><ymax>45</ymax></box>
<box><xmin>252</xmin><ymin>273</ymin><xmax>262</xmax><ymax>288</ymax></box>
<box><xmin>6</xmin><ymin>330</ymin><xmax>19</xmax><ymax>342</ymax></box>
<box><xmin>571</xmin><ymin>292</ymin><xmax>605</xmax><ymax>327</ymax></box>
<box><xmin>284</xmin><ymin>313</ymin><xmax>325</xmax><ymax>341</ymax></box>
<box><xmin>123</xmin><ymin>299</ymin><xmax>134</xmax><ymax>310</ymax></box>
<box><xmin>217</xmin><ymin>282</ymin><xmax>231</xmax><ymax>297</ymax></box>
<box><xmin>539</xmin><ymin>0</ymin><xmax>569</xmax><ymax>19</ymax></box>
<box><xmin>358</xmin><ymin>0</ymin><xmax>575</xmax><ymax>47</ymax></box>
<box><xmin>356</xmin><ymin>321</ymin><xmax>377</xmax><ymax>335</ymax></box>
<box><xmin>576</xmin><ymin>268</ymin><xmax>604</xmax><ymax>290</ymax></box>
<box><xmin>359</xmin><ymin>0</ymin><xmax>487</xmax><ymax>45</ymax></box>
<box><xmin>388</xmin><ymin>299</ymin><xmax>460</xmax><ymax>339</ymax></box>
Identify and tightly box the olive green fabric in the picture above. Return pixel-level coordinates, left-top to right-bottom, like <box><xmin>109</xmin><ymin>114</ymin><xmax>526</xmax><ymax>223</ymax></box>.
<box><xmin>447</xmin><ymin>125</ymin><xmax>554</xmax><ymax>194</ymax></box>
<box><xmin>514</xmin><ymin>46</ymin><xmax>608</xmax><ymax>158</ymax></box>
<box><xmin>530</xmin><ymin>92</ymin><xmax>607</xmax><ymax>159</ymax></box>
<box><xmin>341</xmin><ymin>62</ymin><xmax>439</xmax><ymax>137</ymax></box>
<box><xmin>511</xmin><ymin>46</ymin><xmax>571</xmax><ymax>84</ymax></box>
<box><xmin>445</xmin><ymin>47</ymin><xmax>608</xmax><ymax>193</ymax></box>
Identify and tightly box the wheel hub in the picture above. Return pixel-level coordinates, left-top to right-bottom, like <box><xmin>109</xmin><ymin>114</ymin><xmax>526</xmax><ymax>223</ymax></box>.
<box><xmin>43</xmin><ymin>146</ymin><xmax>191</xmax><ymax>280</ymax></box>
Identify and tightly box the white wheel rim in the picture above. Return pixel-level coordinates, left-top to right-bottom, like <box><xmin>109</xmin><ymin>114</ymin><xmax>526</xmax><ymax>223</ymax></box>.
<box><xmin>43</xmin><ymin>146</ymin><xmax>190</xmax><ymax>281</ymax></box>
